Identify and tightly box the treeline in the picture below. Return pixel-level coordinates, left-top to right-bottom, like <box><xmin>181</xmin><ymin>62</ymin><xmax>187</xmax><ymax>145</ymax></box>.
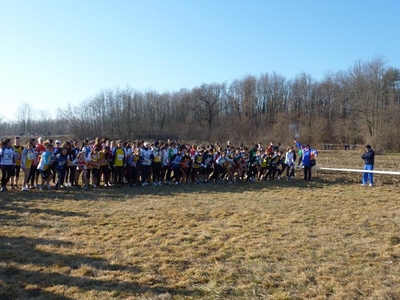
<box><xmin>2</xmin><ymin>57</ymin><xmax>400</xmax><ymax>150</ymax></box>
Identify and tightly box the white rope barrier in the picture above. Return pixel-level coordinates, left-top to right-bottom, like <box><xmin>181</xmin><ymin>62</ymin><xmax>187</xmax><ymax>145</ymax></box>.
<box><xmin>312</xmin><ymin>166</ymin><xmax>400</xmax><ymax>175</ymax></box>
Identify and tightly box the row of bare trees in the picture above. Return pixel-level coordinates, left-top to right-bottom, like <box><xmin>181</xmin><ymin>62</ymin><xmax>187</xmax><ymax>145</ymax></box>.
<box><xmin>1</xmin><ymin>58</ymin><xmax>400</xmax><ymax>150</ymax></box>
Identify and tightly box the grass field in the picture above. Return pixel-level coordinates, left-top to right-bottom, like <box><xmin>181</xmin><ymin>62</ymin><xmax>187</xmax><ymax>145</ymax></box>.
<box><xmin>1</xmin><ymin>151</ymin><xmax>400</xmax><ymax>299</ymax></box>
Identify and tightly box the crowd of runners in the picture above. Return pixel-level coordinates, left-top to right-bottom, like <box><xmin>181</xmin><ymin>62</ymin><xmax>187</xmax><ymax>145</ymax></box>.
<box><xmin>0</xmin><ymin>136</ymin><xmax>318</xmax><ymax>192</ymax></box>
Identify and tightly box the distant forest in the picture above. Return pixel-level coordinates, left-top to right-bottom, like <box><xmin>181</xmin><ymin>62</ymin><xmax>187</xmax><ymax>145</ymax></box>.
<box><xmin>1</xmin><ymin>57</ymin><xmax>400</xmax><ymax>150</ymax></box>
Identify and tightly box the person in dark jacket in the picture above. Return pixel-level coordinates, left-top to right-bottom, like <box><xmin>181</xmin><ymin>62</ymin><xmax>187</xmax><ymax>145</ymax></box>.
<box><xmin>361</xmin><ymin>145</ymin><xmax>375</xmax><ymax>186</ymax></box>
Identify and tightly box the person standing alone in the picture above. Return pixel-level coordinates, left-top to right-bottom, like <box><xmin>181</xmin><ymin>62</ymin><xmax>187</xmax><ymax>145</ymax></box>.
<box><xmin>361</xmin><ymin>145</ymin><xmax>375</xmax><ymax>186</ymax></box>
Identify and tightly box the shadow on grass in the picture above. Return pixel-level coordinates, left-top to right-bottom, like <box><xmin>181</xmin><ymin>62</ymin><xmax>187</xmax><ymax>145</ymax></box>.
<box><xmin>90</xmin><ymin>175</ymin><xmax>359</xmax><ymax>197</ymax></box>
<box><xmin>0</xmin><ymin>174</ymin><xmax>360</xmax><ymax>203</ymax></box>
<box><xmin>0</xmin><ymin>203</ymin><xmax>88</xmax><ymax>217</ymax></box>
<box><xmin>0</xmin><ymin>202</ymin><xmax>90</xmax><ymax>229</ymax></box>
<box><xmin>0</xmin><ymin>235</ymin><xmax>204</xmax><ymax>299</ymax></box>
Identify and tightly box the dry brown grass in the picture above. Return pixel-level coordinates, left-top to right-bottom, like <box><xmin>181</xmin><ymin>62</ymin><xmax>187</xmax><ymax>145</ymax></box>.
<box><xmin>1</xmin><ymin>150</ymin><xmax>400</xmax><ymax>299</ymax></box>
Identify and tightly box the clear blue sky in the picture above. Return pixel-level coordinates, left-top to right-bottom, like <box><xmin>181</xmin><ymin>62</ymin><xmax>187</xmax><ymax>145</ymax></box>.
<box><xmin>1</xmin><ymin>0</ymin><xmax>399</xmax><ymax>121</ymax></box>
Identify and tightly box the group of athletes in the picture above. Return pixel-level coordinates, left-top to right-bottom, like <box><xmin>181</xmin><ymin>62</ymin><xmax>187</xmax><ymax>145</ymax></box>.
<box><xmin>0</xmin><ymin>136</ymin><xmax>318</xmax><ymax>192</ymax></box>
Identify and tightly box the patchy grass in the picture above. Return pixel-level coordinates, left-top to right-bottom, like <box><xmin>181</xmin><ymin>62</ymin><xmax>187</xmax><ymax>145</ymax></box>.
<box><xmin>1</xmin><ymin>150</ymin><xmax>400</xmax><ymax>299</ymax></box>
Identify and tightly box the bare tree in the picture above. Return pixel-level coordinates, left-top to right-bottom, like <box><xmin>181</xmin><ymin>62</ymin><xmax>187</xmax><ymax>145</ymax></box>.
<box><xmin>9</xmin><ymin>57</ymin><xmax>398</xmax><ymax>149</ymax></box>
<box><xmin>345</xmin><ymin>58</ymin><xmax>387</xmax><ymax>146</ymax></box>
<box><xmin>189</xmin><ymin>83</ymin><xmax>227</xmax><ymax>140</ymax></box>
<box><xmin>15</xmin><ymin>102</ymin><xmax>33</xmax><ymax>134</ymax></box>
<box><xmin>257</xmin><ymin>72</ymin><xmax>288</xmax><ymax>126</ymax></box>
